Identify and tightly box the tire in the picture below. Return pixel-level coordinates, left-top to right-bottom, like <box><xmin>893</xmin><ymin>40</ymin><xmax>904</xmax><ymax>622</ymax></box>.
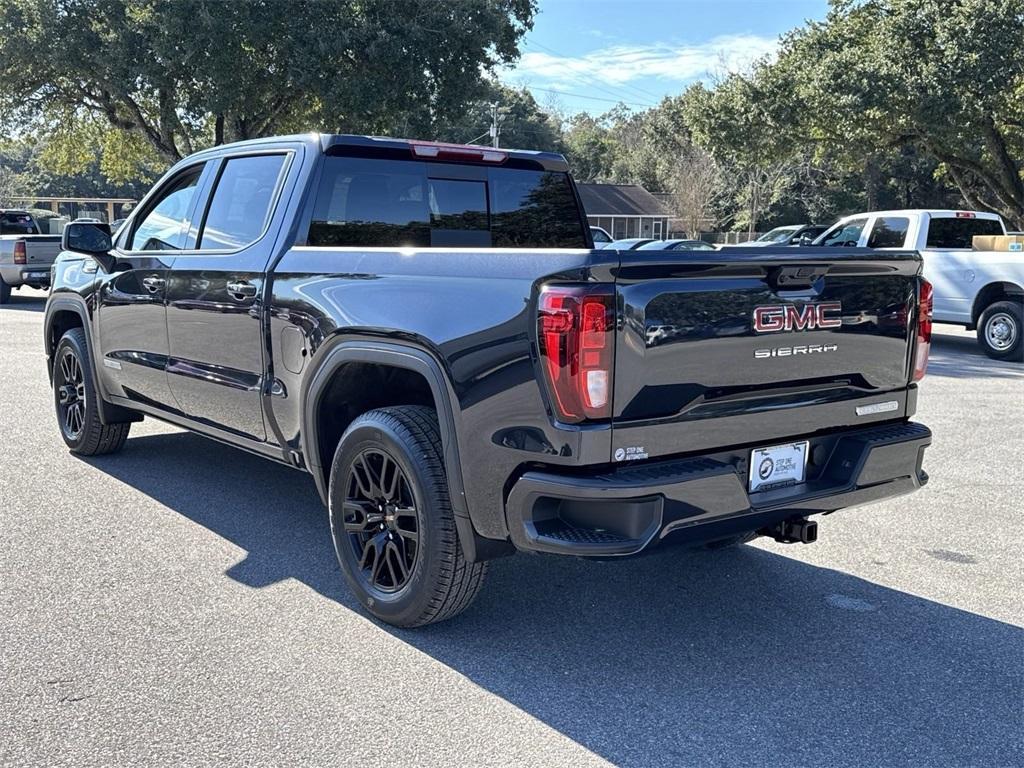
<box><xmin>328</xmin><ymin>405</ymin><xmax>487</xmax><ymax>627</ymax></box>
<box><xmin>53</xmin><ymin>328</ymin><xmax>131</xmax><ymax>455</ymax></box>
<box><xmin>0</xmin><ymin>277</ymin><xmax>11</xmax><ymax>304</ymax></box>
<box><xmin>977</xmin><ymin>299</ymin><xmax>1023</xmax><ymax>362</ymax></box>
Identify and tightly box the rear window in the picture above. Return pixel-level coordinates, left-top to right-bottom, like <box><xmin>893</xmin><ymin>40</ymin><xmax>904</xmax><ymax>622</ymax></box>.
<box><xmin>1</xmin><ymin>212</ymin><xmax>39</xmax><ymax>236</ymax></box>
<box><xmin>308</xmin><ymin>157</ymin><xmax>587</xmax><ymax>249</ymax></box>
<box><xmin>925</xmin><ymin>217</ymin><xmax>1003</xmax><ymax>249</ymax></box>
<box><xmin>867</xmin><ymin>217</ymin><xmax>910</xmax><ymax>248</ymax></box>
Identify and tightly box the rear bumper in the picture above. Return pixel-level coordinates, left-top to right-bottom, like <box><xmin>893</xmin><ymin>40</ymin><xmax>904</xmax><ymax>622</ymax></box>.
<box><xmin>505</xmin><ymin>421</ymin><xmax>931</xmax><ymax>556</ymax></box>
<box><xmin>18</xmin><ymin>269</ymin><xmax>50</xmax><ymax>288</ymax></box>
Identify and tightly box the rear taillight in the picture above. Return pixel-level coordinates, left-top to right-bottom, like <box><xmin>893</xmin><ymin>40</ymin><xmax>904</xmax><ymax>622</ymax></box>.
<box><xmin>13</xmin><ymin>240</ymin><xmax>26</xmax><ymax>265</ymax></box>
<box><xmin>913</xmin><ymin>279</ymin><xmax>933</xmax><ymax>381</ymax></box>
<box><xmin>538</xmin><ymin>285</ymin><xmax>615</xmax><ymax>423</ymax></box>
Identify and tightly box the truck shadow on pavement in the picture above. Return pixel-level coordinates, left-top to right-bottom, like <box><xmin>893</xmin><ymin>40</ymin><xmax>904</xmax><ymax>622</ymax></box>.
<box><xmin>84</xmin><ymin>431</ymin><xmax>1022</xmax><ymax>768</ymax></box>
<box><xmin>928</xmin><ymin>330</ymin><xmax>1023</xmax><ymax>378</ymax></box>
<box><xmin>0</xmin><ymin>293</ymin><xmax>46</xmax><ymax>313</ymax></box>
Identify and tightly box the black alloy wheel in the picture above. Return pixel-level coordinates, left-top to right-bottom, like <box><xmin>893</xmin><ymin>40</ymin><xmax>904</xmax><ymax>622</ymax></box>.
<box><xmin>343</xmin><ymin>448</ymin><xmax>420</xmax><ymax>593</ymax></box>
<box><xmin>52</xmin><ymin>328</ymin><xmax>131</xmax><ymax>455</ymax></box>
<box><xmin>328</xmin><ymin>405</ymin><xmax>488</xmax><ymax>627</ymax></box>
<box><xmin>56</xmin><ymin>347</ymin><xmax>87</xmax><ymax>441</ymax></box>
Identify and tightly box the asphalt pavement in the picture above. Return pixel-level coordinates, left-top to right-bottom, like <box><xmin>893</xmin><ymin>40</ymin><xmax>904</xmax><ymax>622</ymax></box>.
<box><xmin>1</xmin><ymin>287</ymin><xmax>1021</xmax><ymax>767</ymax></box>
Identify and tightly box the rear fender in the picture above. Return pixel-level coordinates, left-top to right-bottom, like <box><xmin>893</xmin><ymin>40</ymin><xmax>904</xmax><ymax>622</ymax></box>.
<box><xmin>300</xmin><ymin>339</ymin><xmax>510</xmax><ymax>563</ymax></box>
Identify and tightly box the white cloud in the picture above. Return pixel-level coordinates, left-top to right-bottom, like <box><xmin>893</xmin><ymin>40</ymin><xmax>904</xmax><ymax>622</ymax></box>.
<box><xmin>507</xmin><ymin>34</ymin><xmax>778</xmax><ymax>90</ymax></box>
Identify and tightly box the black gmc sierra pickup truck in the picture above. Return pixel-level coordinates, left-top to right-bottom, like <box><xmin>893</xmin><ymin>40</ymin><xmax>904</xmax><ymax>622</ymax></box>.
<box><xmin>45</xmin><ymin>134</ymin><xmax>932</xmax><ymax>627</ymax></box>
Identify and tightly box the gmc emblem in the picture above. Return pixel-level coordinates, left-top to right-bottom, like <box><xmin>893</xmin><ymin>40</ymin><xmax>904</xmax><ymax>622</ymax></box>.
<box><xmin>753</xmin><ymin>302</ymin><xmax>842</xmax><ymax>333</ymax></box>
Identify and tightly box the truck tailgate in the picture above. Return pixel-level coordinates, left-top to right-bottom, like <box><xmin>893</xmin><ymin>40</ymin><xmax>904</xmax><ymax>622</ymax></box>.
<box><xmin>23</xmin><ymin>236</ymin><xmax>62</xmax><ymax>265</ymax></box>
<box><xmin>611</xmin><ymin>247</ymin><xmax>921</xmax><ymax>461</ymax></box>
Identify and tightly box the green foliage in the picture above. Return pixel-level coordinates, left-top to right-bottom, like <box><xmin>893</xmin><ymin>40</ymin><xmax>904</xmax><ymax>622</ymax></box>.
<box><xmin>0</xmin><ymin>0</ymin><xmax>536</xmax><ymax>165</ymax></box>
<box><xmin>686</xmin><ymin>0</ymin><xmax>1024</xmax><ymax>226</ymax></box>
<box><xmin>561</xmin><ymin>113</ymin><xmax>616</xmax><ymax>183</ymax></box>
<box><xmin>435</xmin><ymin>83</ymin><xmax>563</xmax><ymax>151</ymax></box>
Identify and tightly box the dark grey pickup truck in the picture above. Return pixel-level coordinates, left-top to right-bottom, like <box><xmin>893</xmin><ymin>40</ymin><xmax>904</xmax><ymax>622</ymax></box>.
<box><xmin>45</xmin><ymin>134</ymin><xmax>932</xmax><ymax>626</ymax></box>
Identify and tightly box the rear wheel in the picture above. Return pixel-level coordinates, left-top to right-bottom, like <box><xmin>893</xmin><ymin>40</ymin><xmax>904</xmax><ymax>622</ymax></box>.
<box><xmin>53</xmin><ymin>328</ymin><xmax>131</xmax><ymax>455</ymax></box>
<box><xmin>328</xmin><ymin>405</ymin><xmax>487</xmax><ymax>627</ymax></box>
<box><xmin>977</xmin><ymin>300</ymin><xmax>1023</xmax><ymax>361</ymax></box>
<box><xmin>0</xmin><ymin>278</ymin><xmax>11</xmax><ymax>304</ymax></box>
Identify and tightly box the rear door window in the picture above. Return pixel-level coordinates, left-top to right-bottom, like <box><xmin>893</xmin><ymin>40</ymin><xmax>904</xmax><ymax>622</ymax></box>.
<box><xmin>308</xmin><ymin>157</ymin><xmax>587</xmax><ymax>248</ymax></box>
<box><xmin>925</xmin><ymin>217</ymin><xmax>1004</xmax><ymax>249</ymax></box>
<box><xmin>198</xmin><ymin>154</ymin><xmax>287</xmax><ymax>250</ymax></box>
<box><xmin>820</xmin><ymin>218</ymin><xmax>868</xmax><ymax>247</ymax></box>
<box><xmin>867</xmin><ymin>217</ymin><xmax>910</xmax><ymax>248</ymax></box>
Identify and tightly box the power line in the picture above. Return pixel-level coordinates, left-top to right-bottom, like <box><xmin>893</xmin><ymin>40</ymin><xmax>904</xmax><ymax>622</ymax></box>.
<box><xmin>523</xmin><ymin>37</ymin><xmax>667</xmax><ymax>105</ymax></box>
<box><xmin>526</xmin><ymin>86</ymin><xmax>655</xmax><ymax>108</ymax></box>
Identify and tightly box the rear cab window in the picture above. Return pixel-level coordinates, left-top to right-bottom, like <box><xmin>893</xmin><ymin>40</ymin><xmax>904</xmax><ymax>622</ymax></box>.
<box><xmin>308</xmin><ymin>156</ymin><xmax>588</xmax><ymax>249</ymax></box>
<box><xmin>1</xmin><ymin>212</ymin><xmax>39</xmax><ymax>235</ymax></box>
<box><xmin>925</xmin><ymin>216</ymin><xmax>1004</xmax><ymax>249</ymax></box>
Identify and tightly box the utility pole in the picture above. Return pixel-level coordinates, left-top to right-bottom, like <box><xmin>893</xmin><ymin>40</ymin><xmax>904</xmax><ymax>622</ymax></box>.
<box><xmin>489</xmin><ymin>102</ymin><xmax>501</xmax><ymax>148</ymax></box>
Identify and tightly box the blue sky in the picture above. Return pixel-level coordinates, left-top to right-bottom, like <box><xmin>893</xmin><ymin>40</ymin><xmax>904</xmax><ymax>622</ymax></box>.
<box><xmin>502</xmin><ymin>0</ymin><xmax>830</xmax><ymax>115</ymax></box>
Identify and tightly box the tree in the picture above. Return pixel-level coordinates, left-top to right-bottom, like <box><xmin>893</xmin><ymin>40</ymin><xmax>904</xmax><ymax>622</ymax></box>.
<box><xmin>435</xmin><ymin>83</ymin><xmax>562</xmax><ymax>151</ymax></box>
<box><xmin>561</xmin><ymin>113</ymin><xmax>615</xmax><ymax>183</ymax></box>
<box><xmin>668</xmin><ymin>148</ymin><xmax>725</xmax><ymax>236</ymax></box>
<box><xmin>687</xmin><ymin>0</ymin><xmax>1024</xmax><ymax>227</ymax></box>
<box><xmin>785</xmin><ymin>0</ymin><xmax>1024</xmax><ymax>225</ymax></box>
<box><xmin>0</xmin><ymin>0</ymin><xmax>536</xmax><ymax>165</ymax></box>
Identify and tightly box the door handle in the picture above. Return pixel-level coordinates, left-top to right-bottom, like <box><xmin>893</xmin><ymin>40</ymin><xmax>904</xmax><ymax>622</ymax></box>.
<box><xmin>226</xmin><ymin>280</ymin><xmax>258</xmax><ymax>301</ymax></box>
<box><xmin>141</xmin><ymin>275</ymin><xmax>165</xmax><ymax>293</ymax></box>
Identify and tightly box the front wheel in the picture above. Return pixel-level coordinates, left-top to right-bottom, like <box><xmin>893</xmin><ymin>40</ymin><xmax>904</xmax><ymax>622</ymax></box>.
<box><xmin>53</xmin><ymin>328</ymin><xmax>131</xmax><ymax>455</ymax></box>
<box><xmin>977</xmin><ymin>300</ymin><xmax>1023</xmax><ymax>361</ymax></box>
<box><xmin>328</xmin><ymin>405</ymin><xmax>487</xmax><ymax>627</ymax></box>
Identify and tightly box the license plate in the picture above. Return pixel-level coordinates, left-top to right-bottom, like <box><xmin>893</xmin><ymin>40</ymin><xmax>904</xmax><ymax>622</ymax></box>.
<box><xmin>749</xmin><ymin>441</ymin><xmax>808</xmax><ymax>492</ymax></box>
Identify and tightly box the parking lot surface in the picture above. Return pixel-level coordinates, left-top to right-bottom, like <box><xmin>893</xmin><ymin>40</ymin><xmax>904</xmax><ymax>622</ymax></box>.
<box><xmin>1</xmin><ymin>288</ymin><xmax>1021</xmax><ymax>767</ymax></box>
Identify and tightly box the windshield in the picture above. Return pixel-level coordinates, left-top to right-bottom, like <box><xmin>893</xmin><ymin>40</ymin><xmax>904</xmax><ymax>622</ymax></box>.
<box><xmin>755</xmin><ymin>226</ymin><xmax>799</xmax><ymax>243</ymax></box>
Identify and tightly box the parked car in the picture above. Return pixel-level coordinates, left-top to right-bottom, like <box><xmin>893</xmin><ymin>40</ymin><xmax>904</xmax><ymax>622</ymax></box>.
<box><xmin>814</xmin><ymin>209</ymin><xmax>1022</xmax><ymax>360</ymax></box>
<box><xmin>733</xmin><ymin>224</ymin><xmax>830</xmax><ymax>247</ymax></box>
<box><xmin>636</xmin><ymin>238</ymin><xmax>716</xmax><ymax>251</ymax></box>
<box><xmin>0</xmin><ymin>209</ymin><xmax>62</xmax><ymax>303</ymax></box>
<box><xmin>590</xmin><ymin>226</ymin><xmax>612</xmax><ymax>247</ymax></box>
<box><xmin>45</xmin><ymin>133</ymin><xmax>932</xmax><ymax>627</ymax></box>
<box><xmin>608</xmin><ymin>237</ymin><xmax>655</xmax><ymax>250</ymax></box>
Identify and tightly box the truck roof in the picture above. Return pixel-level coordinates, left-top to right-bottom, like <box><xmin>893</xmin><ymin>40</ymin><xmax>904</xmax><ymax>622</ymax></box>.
<box><xmin>320</xmin><ymin>134</ymin><xmax>570</xmax><ymax>172</ymax></box>
<box><xmin>183</xmin><ymin>133</ymin><xmax>571</xmax><ymax>173</ymax></box>
<box><xmin>836</xmin><ymin>208</ymin><xmax>1004</xmax><ymax>221</ymax></box>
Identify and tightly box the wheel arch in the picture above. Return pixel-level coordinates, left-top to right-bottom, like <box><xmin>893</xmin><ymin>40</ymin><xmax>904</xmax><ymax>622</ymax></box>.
<box><xmin>971</xmin><ymin>281</ymin><xmax>1024</xmax><ymax>326</ymax></box>
<box><xmin>44</xmin><ymin>296</ymin><xmax>141</xmax><ymax>425</ymax></box>
<box><xmin>300</xmin><ymin>340</ymin><xmax>502</xmax><ymax>563</ymax></box>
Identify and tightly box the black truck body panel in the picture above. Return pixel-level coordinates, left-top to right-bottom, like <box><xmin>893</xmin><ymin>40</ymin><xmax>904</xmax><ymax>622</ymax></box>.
<box><xmin>44</xmin><ymin>133</ymin><xmax>931</xmax><ymax>564</ymax></box>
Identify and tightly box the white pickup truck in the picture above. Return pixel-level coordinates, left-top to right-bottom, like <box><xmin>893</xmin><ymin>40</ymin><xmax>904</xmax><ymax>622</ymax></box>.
<box><xmin>814</xmin><ymin>209</ymin><xmax>1023</xmax><ymax>361</ymax></box>
<box><xmin>0</xmin><ymin>210</ymin><xmax>62</xmax><ymax>303</ymax></box>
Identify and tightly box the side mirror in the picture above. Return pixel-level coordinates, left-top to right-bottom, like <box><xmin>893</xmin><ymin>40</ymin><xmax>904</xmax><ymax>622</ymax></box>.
<box><xmin>62</xmin><ymin>221</ymin><xmax>116</xmax><ymax>272</ymax></box>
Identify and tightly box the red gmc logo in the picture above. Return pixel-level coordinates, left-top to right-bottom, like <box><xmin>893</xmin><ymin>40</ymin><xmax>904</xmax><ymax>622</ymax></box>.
<box><xmin>753</xmin><ymin>303</ymin><xmax>843</xmax><ymax>333</ymax></box>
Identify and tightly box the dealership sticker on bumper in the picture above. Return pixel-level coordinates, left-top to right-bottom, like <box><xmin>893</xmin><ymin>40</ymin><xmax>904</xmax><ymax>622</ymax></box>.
<box><xmin>749</xmin><ymin>441</ymin><xmax>808</xmax><ymax>492</ymax></box>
